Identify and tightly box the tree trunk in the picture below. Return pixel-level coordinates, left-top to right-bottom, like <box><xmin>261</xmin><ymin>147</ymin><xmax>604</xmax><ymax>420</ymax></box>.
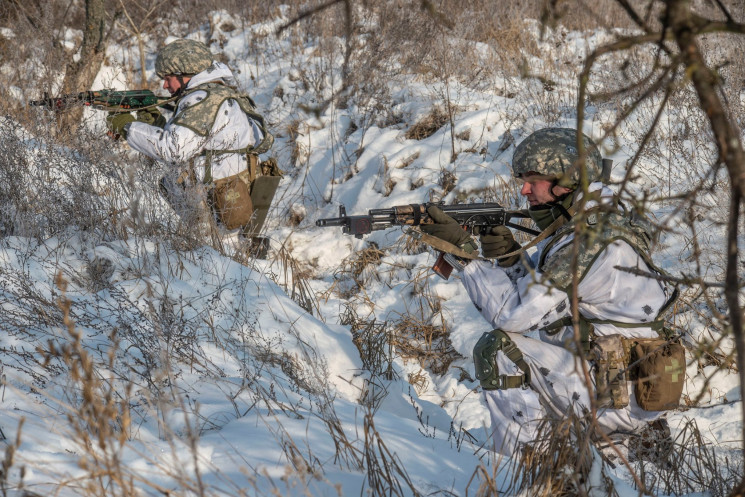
<box><xmin>57</xmin><ymin>0</ymin><xmax>107</xmax><ymax>134</ymax></box>
<box><xmin>665</xmin><ymin>2</ymin><xmax>745</xmax><ymax>494</ymax></box>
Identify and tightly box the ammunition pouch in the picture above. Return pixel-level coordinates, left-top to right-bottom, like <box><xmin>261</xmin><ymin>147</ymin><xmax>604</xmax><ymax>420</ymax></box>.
<box><xmin>591</xmin><ymin>333</ymin><xmax>684</xmax><ymax>411</ymax></box>
<box><xmin>591</xmin><ymin>335</ymin><xmax>630</xmax><ymax>409</ymax></box>
<box><xmin>473</xmin><ymin>330</ymin><xmax>530</xmax><ymax>390</ymax></box>
<box><xmin>243</xmin><ymin>157</ymin><xmax>282</xmax><ymax>238</ymax></box>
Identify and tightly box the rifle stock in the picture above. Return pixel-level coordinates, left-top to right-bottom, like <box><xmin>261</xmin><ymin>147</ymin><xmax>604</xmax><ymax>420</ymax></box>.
<box><xmin>316</xmin><ymin>202</ymin><xmax>539</xmax><ymax>279</ymax></box>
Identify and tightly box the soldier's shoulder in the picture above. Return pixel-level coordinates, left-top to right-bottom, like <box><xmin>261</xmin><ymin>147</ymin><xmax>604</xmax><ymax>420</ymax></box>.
<box><xmin>539</xmin><ymin>210</ymin><xmax>651</xmax><ymax>291</ymax></box>
<box><xmin>178</xmin><ymin>89</ymin><xmax>209</xmax><ymax>108</ymax></box>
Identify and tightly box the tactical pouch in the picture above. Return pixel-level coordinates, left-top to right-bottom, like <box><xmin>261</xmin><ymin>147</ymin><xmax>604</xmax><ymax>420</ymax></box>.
<box><xmin>210</xmin><ymin>169</ymin><xmax>254</xmax><ymax>230</ymax></box>
<box><xmin>243</xmin><ymin>157</ymin><xmax>282</xmax><ymax>238</ymax></box>
<box><xmin>629</xmin><ymin>338</ymin><xmax>685</xmax><ymax>411</ymax></box>
<box><xmin>591</xmin><ymin>335</ymin><xmax>630</xmax><ymax>409</ymax></box>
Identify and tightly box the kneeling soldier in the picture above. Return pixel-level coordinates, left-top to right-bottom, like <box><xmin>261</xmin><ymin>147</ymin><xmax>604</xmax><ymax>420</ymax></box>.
<box><xmin>421</xmin><ymin>128</ymin><xmax>682</xmax><ymax>455</ymax></box>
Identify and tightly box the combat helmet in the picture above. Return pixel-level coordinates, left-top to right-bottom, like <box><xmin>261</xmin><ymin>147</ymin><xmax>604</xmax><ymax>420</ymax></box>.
<box><xmin>512</xmin><ymin>128</ymin><xmax>603</xmax><ymax>188</ymax></box>
<box><xmin>155</xmin><ymin>39</ymin><xmax>214</xmax><ymax>78</ymax></box>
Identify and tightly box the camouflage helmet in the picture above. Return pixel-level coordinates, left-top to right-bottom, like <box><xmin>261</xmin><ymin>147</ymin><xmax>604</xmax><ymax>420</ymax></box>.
<box><xmin>512</xmin><ymin>128</ymin><xmax>603</xmax><ymax>187</ymax></box>
<box><xmin>155</xmin><ymin>39</ymin><xmax>213</xmax><ymax>78</ymax></box>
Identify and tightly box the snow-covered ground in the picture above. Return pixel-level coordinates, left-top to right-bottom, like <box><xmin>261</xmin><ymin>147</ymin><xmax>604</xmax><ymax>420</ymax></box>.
<box><xmin>0</xmin><ymin>8</ymin><xmax>741</xmax><ymax>497</ymax></box>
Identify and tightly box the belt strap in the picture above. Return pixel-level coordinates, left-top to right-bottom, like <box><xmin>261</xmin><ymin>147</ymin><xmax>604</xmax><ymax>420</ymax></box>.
<box><xmin>544</xmin><ymin>314</ymin><xmax>672</xmax><ymax>350</ymax></box>
<box><xmin>201</xmin><ymin>149</ymin><xmax>259</xmax><ymax>185</ymax></box>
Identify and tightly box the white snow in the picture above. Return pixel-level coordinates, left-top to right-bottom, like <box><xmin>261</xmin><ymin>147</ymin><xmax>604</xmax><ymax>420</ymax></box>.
<box><xmin>0</xmin><ymin>8</ymin><xmax>742</xmax><ymax>497</ymax></box>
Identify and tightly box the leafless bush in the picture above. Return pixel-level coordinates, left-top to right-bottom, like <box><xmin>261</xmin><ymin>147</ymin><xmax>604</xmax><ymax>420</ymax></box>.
<box><xmin>627</xmin><ymin>417</ymin><xmax>742</xmax><ymax>496</ymax></box>
<box><xmin>504</xmin><ymin>413</ymin><xmax>615</xmax><ymax>497</ymax></box>
<box><xmin>362</xmin><ymin>411</ymin><xmax>421</xmax><ymax>497</ymax></box>
<box><xmin>502</xmin><ymin>408</ymin><xmax>738</xmax><ymax>497</ymax></box>
<box><xmin>264</xmin><ymin>244</ymin><xmax>320</xmax><ymax>315</ymax></box>
<box><xmin>0</xmin><ymin>245</ymin><xmax>347</xmax><ymax>494</ymax></box>
<box><xmin>0</xmin><ymin>418</ymin><xmax>24</xmax><ymax>496</ymax></box>
<box><xmin>0</xmin><ymin>120</ymin><xmax>115</xmax><ymax>239</ymax></box>
<box><xmin>37</xmin><ymin>276</ymin><xmax>139</xmax><ymax>497</ymax></box>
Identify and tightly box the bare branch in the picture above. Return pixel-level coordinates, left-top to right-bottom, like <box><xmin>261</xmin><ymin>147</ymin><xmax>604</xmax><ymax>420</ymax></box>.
<box><xmin>712</xmin><ymin>0</ymin><xmax>736</xmax><ymax>24</ymax></box>
<box><xmin>276</xmin><ymin>0</ymin><xmax>344</xmax><ymax>34</ymax></box>
<box><xmin>613</xmin><ymin>265</ymin><xmax>733</xmax><ymax>289</ymax></box>
<box><xmin>615</xmin><ymin>0</ymin><xmax>652</xmax><ymax>32</ymax></box>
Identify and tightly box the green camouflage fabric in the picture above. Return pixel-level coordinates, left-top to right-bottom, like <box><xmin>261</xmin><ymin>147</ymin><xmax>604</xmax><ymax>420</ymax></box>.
<box><xmin>172</xmin><ymin>83</ymin><xmax>274</xmax><ymax>154</ymax></box>
<box><xmin>539</xmin><ymin>209</ymin><xmax>656</xmax><ymax>292</ymax></box>
<box><xmin>155</xmin><ymin>39</ymin><xmax>214</xmax><ymax>78</ymax></box>
<box><xmin>513</xmin><ymin>128</ymin><xmax>603</xmax><ymax>187</ymax></box>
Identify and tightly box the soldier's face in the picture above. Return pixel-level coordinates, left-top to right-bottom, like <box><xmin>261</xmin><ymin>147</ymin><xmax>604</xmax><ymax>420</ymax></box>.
<box><xmin>519</xmin><ymin>173</ymin><xmax>572</xmax><ymax>206</ymax></box>
<box><xmin>163</xmin><ymin>75</ymin><xmax>191</xmax><ymax>95</ymax></box>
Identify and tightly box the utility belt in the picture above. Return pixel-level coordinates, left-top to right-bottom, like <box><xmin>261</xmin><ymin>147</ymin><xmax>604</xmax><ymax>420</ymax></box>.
<box><xmin>199</xmin><ymin>149</ymin><xmax>282</xmax><ymax>235</ymax></box>
<box><xmin>474</xmin><ymin>317</ymin><xmax>685</xmax><ymax>412</ymax></box>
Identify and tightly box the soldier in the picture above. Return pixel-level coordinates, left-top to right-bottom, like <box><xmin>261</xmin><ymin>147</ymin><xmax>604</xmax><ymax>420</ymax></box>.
<box><xmin>107</xmin><ymin>38</ymin><xmax>279</xmax><ymax>256</ymax></box>
<box><xmin>421</xmin><ymin>128</ymin><xmax>680</xmax><ymax>456</ymax></box>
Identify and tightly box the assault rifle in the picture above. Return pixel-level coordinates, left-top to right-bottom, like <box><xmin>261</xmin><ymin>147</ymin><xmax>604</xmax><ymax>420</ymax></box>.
<box><xmin>316</xmin><ymin>202</ymin><xmax>540</xmax><ymax>279</ymax></box>
<box><xmin>30</xmin><ymin>89</ymin><xmax>172</xmax><ymax>112</ymax></box>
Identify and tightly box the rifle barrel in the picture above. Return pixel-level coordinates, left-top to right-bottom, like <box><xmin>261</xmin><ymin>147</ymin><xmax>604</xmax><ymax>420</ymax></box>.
<box><xmin>315</xmin><ymin>217</ymin><xmax>347</xmax><ymax>227</ymax></box>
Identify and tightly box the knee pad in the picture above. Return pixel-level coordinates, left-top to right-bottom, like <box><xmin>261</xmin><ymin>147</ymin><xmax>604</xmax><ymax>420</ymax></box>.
<box><xmin>473</xmin><ymin>329</ymin><xmax>530</xmax><ymax>390</ymax></box>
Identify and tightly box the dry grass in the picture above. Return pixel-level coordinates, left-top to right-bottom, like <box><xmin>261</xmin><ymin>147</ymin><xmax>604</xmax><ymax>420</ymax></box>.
<box><xmin>389</xmin><ymin>313</ymin><xmax>461</xmax><ymax>376</ymax></box>
<box><xmin>630</xmin><ymin>418</ymin><xmax>743</xmax><ymax>496</ymax></box>
<box><xmin>333</xmin><ymin>245</ymin><xmax>386</xmax><ymax>295</ymax></box>
<box><xmin>505</xmin><ymin>414</ymin><xmax>614</xmax><ymax>497</ymax></box>
<box><xmin>404</xmin><ymin>107</ymin><xmax>450</xmax><ymax>141</ymax></box>
<box><xmin>1</xmin><ymin>1</ymin><xmax>744</xmax><ymax>495</ymax></box>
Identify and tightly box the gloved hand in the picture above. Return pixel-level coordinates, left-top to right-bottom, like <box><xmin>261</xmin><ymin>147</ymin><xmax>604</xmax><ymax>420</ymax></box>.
<box><xmin>480</xmin><ymin>225</ymin><xmax>521</xmax><ymax>266</ymax></box>
<box><xmin>420</xmin><ymin>206</ymin><xmax>474</xmax><ymax>250</ymax></box>
<box><xmin>106</xmin><ymin>112</ymin><xmax>135</xmax><ymax>139</ymax></box>
<box><xmin>135</xmin><ymin>107</ymin><xmax>166</xmax><ymax>128</ymax></box>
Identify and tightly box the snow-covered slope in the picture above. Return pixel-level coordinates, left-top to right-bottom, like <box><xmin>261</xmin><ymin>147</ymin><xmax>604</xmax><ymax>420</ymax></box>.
<box><xmin>0</xmin><ymin>8</ymin><xmax>741</xmax><ymax>497</ymax></box>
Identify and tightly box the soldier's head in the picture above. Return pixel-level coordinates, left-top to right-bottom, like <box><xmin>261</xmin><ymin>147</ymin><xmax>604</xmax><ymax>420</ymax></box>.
<box><xmin>512</xmin><ymin>128</ymin><xmax>603</xmax><ymax>207</ymax></box>
<box><xmin>155</xmin><ymin>39</ymin><xmax>214</xmax><ymax>95</ymax></box>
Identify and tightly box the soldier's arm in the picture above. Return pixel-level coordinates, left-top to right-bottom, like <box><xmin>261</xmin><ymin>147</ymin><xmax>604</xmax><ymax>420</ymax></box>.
<box><xmin>461</xmin><ymin>260</ymin><xmax>571</xmax><ymax>334</ymax></box>
<box><xmin>126</xmin><ymin>92</ymin><xmax>209</xmax><ymax>163</ymax></box>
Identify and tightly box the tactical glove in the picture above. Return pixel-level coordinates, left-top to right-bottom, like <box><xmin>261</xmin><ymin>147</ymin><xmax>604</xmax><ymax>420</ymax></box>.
<box><xmin>136</xmin><ymin>108</ymin><xmax>166</xmax><ymax>128</ymax></box>
<box><xmin>420</xmin><ymin>206</ymin><xmax>475</xmax><ymax>252</ymax></box>
<box><xmin>106</xmin><ymin>112</ymin><xmax>135</xmax><ymax>139</ymax></box>
<box><xmin>480</xmin><ymin>225</ymin><xmax>521</xmax><ymax>266</ymax></box>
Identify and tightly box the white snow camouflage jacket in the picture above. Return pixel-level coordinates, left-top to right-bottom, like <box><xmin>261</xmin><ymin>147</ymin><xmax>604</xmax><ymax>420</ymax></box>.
<box><xmin>462</xmin><ymin>183</ymin><xmax>670</xmax><ymax>344</ymax></box>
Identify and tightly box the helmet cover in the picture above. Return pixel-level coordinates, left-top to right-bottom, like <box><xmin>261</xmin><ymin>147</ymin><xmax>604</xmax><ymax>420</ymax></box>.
<box><xmin>512</xmin><ymin>128</ymin><xmax>603</xmax><ymax>187</ymax></box>
<box><xmin>155</xmin><ymin>39</ymin><xmax>214</xmax><ymax>78</ymax></box>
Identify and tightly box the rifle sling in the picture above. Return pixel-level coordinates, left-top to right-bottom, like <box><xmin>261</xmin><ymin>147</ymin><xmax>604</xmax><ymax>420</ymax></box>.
<box><xmin>411</xmin><ymin>231</ymin><xmax>482</xmax><ymax>260</ymax></box>
<box><xmin>494</xmin><ymin>202</ymin><xmax>579</xmax><ymax>262</ymax></box>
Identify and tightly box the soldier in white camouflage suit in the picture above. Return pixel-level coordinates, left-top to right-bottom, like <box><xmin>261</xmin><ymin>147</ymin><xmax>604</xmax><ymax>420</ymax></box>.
<box><xmin>107</xmin><ymin>39</ymin><xmax>277</xmax><ymax>254</ymax></box>
<box><xmin>421</xmin><ymin>128</ymin><xmax>678</xmax><ymax>456</ymax></box>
